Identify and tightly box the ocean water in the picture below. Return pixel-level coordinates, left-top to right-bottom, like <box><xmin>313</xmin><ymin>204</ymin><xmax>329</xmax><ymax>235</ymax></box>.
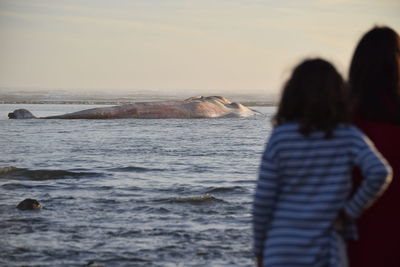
<box><xmin>0</xmin><ymin>104</ymin><xmax>275</xmax><ymax>267</ymax></box>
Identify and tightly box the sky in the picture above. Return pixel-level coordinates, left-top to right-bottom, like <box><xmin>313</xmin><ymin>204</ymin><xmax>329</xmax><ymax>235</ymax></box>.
<box><xmin>0</xmin><ymin>0</ymin><xmax>399</xmax><ymax>96</ymax></box>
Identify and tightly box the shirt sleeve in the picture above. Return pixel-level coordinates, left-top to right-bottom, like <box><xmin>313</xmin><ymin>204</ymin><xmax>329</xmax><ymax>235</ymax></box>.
<box><xmin>344</xmin><ymin>130</ymin><xmax>392</xmax><ymax>219</ymax></box>
<box><xmin>252</xmin><ymin>135</ymin><xmax>280</xmax><ymax>255</ymax></box>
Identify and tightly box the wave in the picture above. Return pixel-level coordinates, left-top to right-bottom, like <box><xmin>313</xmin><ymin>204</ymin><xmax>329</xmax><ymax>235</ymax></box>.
<box><xmin>0</xmin><ymin>166</ymin><xmax>101</xmax><ymax>180</ymax></box>
<box><xmin>1</xmin><ymin>183</ymin><xmax>35</xmax><ymax>189</ymax></box>
<box><xmin>154</xmin><ymin>194</ymin><xmax>225</xmax><ymax>205</ymax></box>
<box><xmin>107</xmin><ymin>166</ymin><xmax>164</xmax><ymax>172</ymax></box>
<box><xmin>205</xmin><ymin>186</ymin><xmax>247</xmax><ymax>194</ymax></box>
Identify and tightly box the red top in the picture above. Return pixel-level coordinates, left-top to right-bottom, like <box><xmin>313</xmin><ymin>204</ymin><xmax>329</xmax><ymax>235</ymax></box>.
<box><xmin>348</xmin><ymin>118</ymin><xmax>400</xmax><ymax>267</ymax></box>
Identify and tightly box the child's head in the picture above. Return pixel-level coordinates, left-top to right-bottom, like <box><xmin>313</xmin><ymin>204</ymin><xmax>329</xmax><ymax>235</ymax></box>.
<box><xmin>274</xmin><ymin>58</ymin><xmax>350</xmax><ymax>138</ymax></box>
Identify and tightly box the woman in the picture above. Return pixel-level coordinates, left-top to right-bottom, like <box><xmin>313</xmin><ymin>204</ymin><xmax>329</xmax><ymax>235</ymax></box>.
<box><xmin>347</xmin><ymin>26</ymin><xmax>400</xmax><ymax>267</ymax></box>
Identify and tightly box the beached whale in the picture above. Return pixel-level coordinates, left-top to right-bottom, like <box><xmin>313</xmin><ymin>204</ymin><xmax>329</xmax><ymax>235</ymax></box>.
<box><xmin>8</xmin><ymin>96</ymin><xmax>260</xmax><ymax>119</ymax></box>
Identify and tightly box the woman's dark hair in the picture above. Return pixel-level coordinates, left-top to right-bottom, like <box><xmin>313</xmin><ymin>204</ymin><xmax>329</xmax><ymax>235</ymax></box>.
<box><xmin>274</xmin><ymin>58</ymin><xmax>350</xmax><ymax>138</ymax></box>
<box><xmin>349</xmin><ymin>26</ymin><xmax>400</xmax><ymax>123</ymax></box>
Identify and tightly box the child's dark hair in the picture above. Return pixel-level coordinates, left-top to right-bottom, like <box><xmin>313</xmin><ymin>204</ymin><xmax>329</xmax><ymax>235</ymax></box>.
<box><xmin>273</xmin><ymin>58</ymin><xmax>350</xmax><ymax>138</ymax></box>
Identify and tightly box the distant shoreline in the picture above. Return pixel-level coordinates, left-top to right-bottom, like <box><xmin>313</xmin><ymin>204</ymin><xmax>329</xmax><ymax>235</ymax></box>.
<box><xmin>0</xmin><ymin>100</ymin><xmax>277</xmax><ymax>107</ymax></box>
<box><xmin>0</xmin><ymin>90</ymin><xmax>278</xmax><ymax>106</ymax></box>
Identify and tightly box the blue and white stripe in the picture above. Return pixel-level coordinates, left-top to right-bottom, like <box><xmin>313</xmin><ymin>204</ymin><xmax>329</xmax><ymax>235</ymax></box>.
<box><xmin>253</xmin><ymin>123</ymin><xmax>392</xmax><ymax>266</ymax></box>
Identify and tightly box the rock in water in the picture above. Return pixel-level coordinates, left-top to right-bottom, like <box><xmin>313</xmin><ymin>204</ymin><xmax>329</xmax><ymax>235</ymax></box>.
<box><xmin>16</xmin><ymin>199</ymin><xmax>42</xmax><ymax>210</ymax></box>
<box><xmin>8</xmin><ymin>109</ymin><xmax>36</xmax><ymax>119</ymax></box>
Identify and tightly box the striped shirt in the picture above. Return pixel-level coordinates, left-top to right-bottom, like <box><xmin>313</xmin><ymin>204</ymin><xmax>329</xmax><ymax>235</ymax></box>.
<box><xmin>253</xmin><ymin>123</ymin><xmax>392</xmax><ymax>266</ymax></box>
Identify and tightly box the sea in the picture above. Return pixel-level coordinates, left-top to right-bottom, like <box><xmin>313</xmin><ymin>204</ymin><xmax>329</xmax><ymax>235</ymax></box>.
<box><xmin>0</xmin><ymin>103</ymin><xmax>275</xmax><ymax>267</ymax></box>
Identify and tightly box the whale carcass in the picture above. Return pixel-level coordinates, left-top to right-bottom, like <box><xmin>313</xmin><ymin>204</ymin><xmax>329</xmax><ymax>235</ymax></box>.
<box><xmin>8</xmin><ymin>96</ymin><xmax>260</xmax><ymax>119</ymax></box>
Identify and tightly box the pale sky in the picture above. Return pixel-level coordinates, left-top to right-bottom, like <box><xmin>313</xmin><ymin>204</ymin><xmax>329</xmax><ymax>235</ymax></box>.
<box><xmin>0</xmin><ymin>0</ymin><xmax>399</xmax><ymax>95</ymax></box>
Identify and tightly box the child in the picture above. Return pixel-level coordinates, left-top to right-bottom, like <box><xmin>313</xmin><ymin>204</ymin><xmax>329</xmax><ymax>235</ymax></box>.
<box><xmin>252</xmin><ymin>58</ymin><xmax>392</xmax><ymax>267</ymax></box>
